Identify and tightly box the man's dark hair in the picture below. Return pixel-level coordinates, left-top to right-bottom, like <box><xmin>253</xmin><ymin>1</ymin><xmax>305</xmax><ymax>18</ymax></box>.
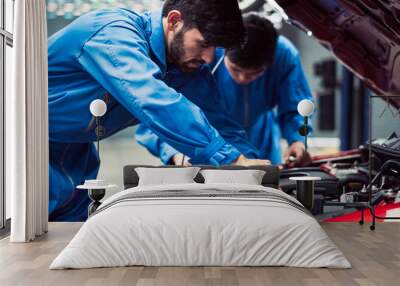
<box><xmin>162</xmin><ymin>0</ymin><xmax>244</xmax><ymax>48</ymax></box>
<box><xmin>226</xmin><ymin>13</ymin><xmax>278</xmax><ymax>69</ymax></box>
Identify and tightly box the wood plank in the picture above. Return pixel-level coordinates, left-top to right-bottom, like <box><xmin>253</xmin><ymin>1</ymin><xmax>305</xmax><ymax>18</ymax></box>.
<box><xmin>0</xmin><ymin>222</ymin><xmax>399</xmax><ymax>286</ymax></box>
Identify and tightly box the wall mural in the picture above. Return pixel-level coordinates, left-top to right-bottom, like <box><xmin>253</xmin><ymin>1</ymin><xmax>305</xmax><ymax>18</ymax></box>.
<box><xmin>46</xmin><ymin>0</ymin><xmax>284</xmax><ymax>29</ymax></box>
<box><xmin>46</xmin><ymin>0</ymin><xmax>163</xmax><ymax>19</ymax></box>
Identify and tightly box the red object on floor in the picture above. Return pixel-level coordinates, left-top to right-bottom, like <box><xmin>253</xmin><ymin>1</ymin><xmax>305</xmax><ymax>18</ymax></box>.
<box><xmin>324</xmin><ymin>202</ymin><xmax>400</xmax><ymax>222</ymax></box>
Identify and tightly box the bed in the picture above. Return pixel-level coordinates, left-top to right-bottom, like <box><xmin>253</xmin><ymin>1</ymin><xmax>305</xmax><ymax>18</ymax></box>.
<box><xmin>50</xmin><ymin>165</ymin><xmax>350</xmax><ymax>269</ymax></box>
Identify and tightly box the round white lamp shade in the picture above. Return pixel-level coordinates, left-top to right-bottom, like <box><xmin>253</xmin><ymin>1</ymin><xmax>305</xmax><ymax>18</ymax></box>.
<box><xmin>297</xmin><ymin>99</ymin><xmax>315</xmax><ymax>117</ymax></box>
<box><xmin>90</xmin><ymin>99</ymin><xmax>107</xmax><ymax>117</ymax></box>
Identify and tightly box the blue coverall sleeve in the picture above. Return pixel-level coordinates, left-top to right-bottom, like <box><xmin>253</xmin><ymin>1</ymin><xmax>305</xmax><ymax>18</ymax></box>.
<box><xmin>135</xmin><ymin>70</ymin><xmax>260</xmax><ymax>164</ymax></box>
<box><xmin>277</xmin><ymin>49</ymin><xmax>313</xmax><ymax>145</ymax></box>
<box><xmin>135</xmin><ymin>107</ymin><xmax>260</xmax><ymax>164</ymax></box>
<box><xmin>77</xmin><ymin>21</ymin><xmax>240</xmax><ymax>165</ymax></box>
<box><xmin>135</xmin><ymin>124</ymin><xmax>179</xmax><ymax>164</ymax></box>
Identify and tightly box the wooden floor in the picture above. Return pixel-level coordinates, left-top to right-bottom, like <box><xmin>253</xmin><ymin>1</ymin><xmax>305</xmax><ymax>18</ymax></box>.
<box><xmin>0</xmin><ymin>222</ymin><xmax>399</xmax><ymax>286</ymax></box>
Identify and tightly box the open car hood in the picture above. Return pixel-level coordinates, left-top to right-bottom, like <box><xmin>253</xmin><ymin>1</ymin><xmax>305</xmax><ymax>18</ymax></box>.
<box><xmin>276</xmin><ymin>0</ymin><xmax>400</xmax><ymax>108</ymax></box>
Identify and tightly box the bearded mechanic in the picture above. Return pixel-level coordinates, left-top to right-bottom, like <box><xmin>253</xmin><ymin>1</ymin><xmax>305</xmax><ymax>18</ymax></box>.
<box><xmin>136</xmin><ymin>13</ymin><xmax>314</xmax><ymax>166</ymax></box>
<box><xmin>48</xmin><ymin>0</ymin><xmax>269</xmax><ymax>222</ymax></box>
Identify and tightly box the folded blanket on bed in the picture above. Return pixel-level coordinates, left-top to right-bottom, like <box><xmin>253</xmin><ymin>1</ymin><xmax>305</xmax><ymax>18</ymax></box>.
<box><xmin>50</xmin><ymin>183</ymin><xmax>351</xmax><ymax>269</ymax></box>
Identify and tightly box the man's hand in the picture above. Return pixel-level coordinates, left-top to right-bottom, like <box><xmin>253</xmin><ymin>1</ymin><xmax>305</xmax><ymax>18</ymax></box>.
<box><xmin>232</xmin><ymin>154</ymin><xmax>271</xmax><ymax>166</ymax></box>
<box><xmin>171</xmin><ymin>153</ymin><xmax>192</xmax><ymax>166</ymax></box>
<box><xmin>284</xmin><ymin>141</ymin><xmax>311</xmax><ymax>167</ymax></box>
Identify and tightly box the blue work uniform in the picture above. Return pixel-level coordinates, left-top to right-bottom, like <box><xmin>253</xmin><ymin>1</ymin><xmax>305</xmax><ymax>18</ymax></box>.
<box><xmin>48</xmin><ymin>9</ymin><xmax>243</xmax><ymax>221</ymax></box>
<box><xmin>135</xmin><ymin>36</ymin><xmax>313</xmax><ymax>165</ymax></box>
<box><xmin>135</xmin><ymin>64</ymin><xmax>261</xmax><ymax>164</ymax></box>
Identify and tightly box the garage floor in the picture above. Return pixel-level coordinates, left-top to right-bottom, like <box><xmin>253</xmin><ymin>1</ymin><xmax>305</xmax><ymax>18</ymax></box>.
<box><xmin>1</xmin><ymin>222</ymin><xmax>399</xmax><ymax>286</ymax></box>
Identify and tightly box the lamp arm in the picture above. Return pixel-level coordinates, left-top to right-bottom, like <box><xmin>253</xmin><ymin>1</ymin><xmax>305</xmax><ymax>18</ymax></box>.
<box><xmin>95</xmin><ymin>117</ymin><xmax>100</xmax><ymax>162</ymax></box>
<box><xmin>304</xmin><ymin>116</ymin><xmax>308</xmax><ymax>153</ymax></box>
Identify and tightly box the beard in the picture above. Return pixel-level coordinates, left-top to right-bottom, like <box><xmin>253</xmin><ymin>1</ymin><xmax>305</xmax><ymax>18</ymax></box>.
<box><xmin>169</xmin><ymin>29</ymin><xmax>205</xmax><ymax>73</ymax></box>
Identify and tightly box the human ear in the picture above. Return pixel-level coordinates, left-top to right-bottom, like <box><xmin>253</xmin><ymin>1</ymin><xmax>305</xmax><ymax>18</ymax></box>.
<box><xmin>166</xmin><ymin>10</ymin><xmax>183</xmax><ymax>32</ymax></box>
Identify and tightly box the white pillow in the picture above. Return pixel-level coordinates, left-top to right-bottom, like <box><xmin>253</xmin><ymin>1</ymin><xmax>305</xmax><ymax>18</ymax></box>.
<box><xmin>135</xmin><ymin>167</ymin><xmax>201</xmax><ymax>186</ymax></box>
<box><xmin>200</xmin><ymin>169</ymin><xmax>266</xmax><ymax>185</ymax></box>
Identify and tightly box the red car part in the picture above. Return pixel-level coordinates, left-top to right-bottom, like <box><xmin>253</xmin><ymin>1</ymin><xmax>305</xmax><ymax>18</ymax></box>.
<box><xmin>277</xmin><ymin>0</ymin><xmax>400</xmax><ymax>108</ymax></box>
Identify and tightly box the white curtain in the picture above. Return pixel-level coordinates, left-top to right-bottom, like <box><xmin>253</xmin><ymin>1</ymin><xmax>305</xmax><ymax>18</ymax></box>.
<box><xmin>7</xmin><ymin>0</ymin><xmax>48</xmax><ymax>242</ymax></box>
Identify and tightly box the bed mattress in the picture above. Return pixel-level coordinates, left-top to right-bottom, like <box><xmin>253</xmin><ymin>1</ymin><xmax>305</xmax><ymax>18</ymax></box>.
<box><xmin>50</xmin><ymin>183</ymin><xmax>351</xmax><ymax>269</ymax></box>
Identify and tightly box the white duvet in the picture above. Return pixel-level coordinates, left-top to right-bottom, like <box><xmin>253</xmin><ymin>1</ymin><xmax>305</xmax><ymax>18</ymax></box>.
<box><xmin>50</xmin><ymin>183</ymin><xmax>351</xmax><ymax>269</ymax></box>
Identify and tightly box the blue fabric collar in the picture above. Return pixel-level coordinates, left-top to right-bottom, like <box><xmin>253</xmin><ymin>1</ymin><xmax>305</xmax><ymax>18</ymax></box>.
<box><xmin>150</xmin><ymin>10</ymin><xmax>167</xmax><ymax>73</ymax></box>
